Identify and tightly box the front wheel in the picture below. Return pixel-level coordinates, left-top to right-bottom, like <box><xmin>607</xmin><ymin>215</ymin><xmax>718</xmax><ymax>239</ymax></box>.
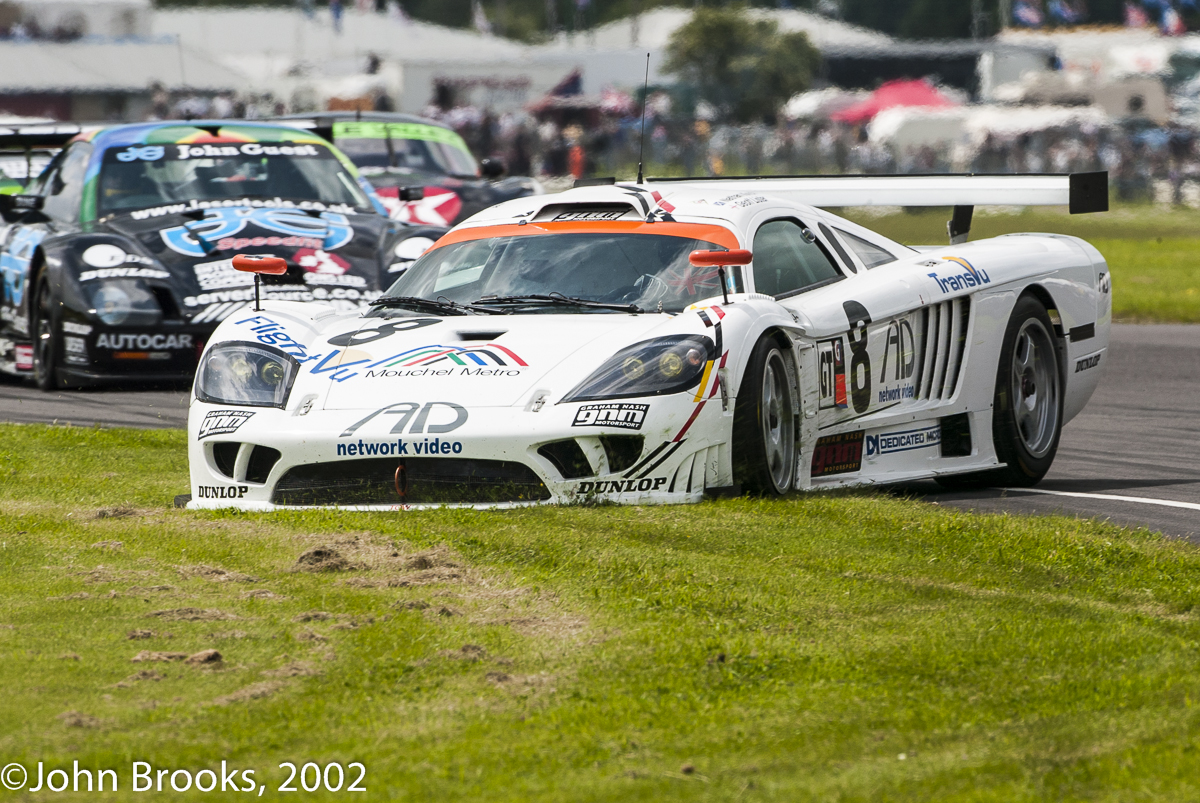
<box><xmin>32</xmin><ymin>275</ymin><xmax>65</xmax><ymax>391</ymax></box>
<box><xmin>732</xmin><ymin>336</ymin><xmax>797</xmax><ymax>495</ymax></box>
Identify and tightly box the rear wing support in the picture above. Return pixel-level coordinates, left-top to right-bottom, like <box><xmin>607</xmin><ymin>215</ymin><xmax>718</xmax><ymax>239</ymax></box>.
<box><xmin>641</xmin><ymin>172</ymin><xmax>1109</xmax><ymax>244</ymax></box>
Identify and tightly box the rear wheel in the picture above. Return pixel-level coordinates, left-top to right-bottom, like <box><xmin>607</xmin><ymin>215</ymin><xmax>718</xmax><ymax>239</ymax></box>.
<box><xmin>32</xmin><ymin>274</ymin><xmax>65</xmax><ymax>391</ymax></box>
<box><xmin>936</xmin><ymin>294</ymin><xmax>1062</xmax><ymax>489</ymax></box>
<box><xmin>732</xmin><ymin>336</ymin><xmax>796</xmax><ymax>495</ymax></box>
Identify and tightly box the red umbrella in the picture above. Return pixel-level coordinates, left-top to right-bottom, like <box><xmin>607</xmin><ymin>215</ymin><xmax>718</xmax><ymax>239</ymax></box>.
<box><xmin>830</xmin><ymin>79</ymin><xmax>959</xmax><ymax>126</ymax></box>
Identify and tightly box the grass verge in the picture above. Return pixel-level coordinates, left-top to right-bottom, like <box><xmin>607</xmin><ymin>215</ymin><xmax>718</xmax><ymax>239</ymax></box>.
<box><xmin>4</xmin><ymin>423</ymin><xmax>1200</xmax><ymax>801</ymax></box>
<box><xmin>841</xmin><ymin>205</ymin><xmax>1200</xmax><ymax>323</ymax></box>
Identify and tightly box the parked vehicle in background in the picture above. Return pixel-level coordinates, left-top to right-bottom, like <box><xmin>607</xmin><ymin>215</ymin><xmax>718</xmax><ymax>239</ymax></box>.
<box><xmin>275</xmin><ymin>112</ymin><xmax>543</xmax><ymax>228</ymax></box>
<box><xmin>0</xmin><ymin>120</ymin><xmax>444</xmax><ymax>389</ymax></box>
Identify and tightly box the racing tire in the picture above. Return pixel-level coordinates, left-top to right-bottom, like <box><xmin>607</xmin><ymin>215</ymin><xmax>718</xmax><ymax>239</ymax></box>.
<box><xmin>32</xmin><ymin>274</ymin><xmax>66</xmax><ymax>391</ymax></box>
<box><xmin>936</xmin><ymin>295</ymin><xmax>1063</xmax><ymax>489</ymax></box>
<box><xmin>732</xmin><ymin>336</ymin><xmax>797</xmax><ymax>496</ymax></box>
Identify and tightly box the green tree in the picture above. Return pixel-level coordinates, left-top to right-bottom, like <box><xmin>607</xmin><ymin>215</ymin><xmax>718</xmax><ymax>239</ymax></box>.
<box><xmin>663</xmin><ymin>5</ymin><xmax>819</xmax><ymax>123</ymax></box>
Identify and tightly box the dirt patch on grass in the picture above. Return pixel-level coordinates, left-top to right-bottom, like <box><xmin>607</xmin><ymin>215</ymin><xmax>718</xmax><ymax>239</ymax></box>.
<box><xmin>206</xmin><ymin>630</ymin><xmax>250</xmax><ymax>640</ymax></box>
<box><xmin>185</xmin><ymin>649</ymin><xmax>223</xmax><ymax>666</ymax></box>
<box><xmin>243</xmin><ymin>589</ymin><xmax>284</xmax><ymax>600</ymax></box>
<box><xmin>132</xmin><ymin>651</ymin><xmax>189</xmax><ymax>663</ymax></box>
<box><xmin>127</xmin><ymin>629</ymin><xmax>169</xmax><ymax>640</ymax></box>
<box><xmin>294</xmin><ymin>611</ymin><xmax>334</xmax><ymax>623</ymax></box>
<box><xmin>57</xmin><ymin>710</ymin><xmax>100</xmax><ymax>728</ymax></box>
<box><xmin>440</xmin><ymin>644</ymin><xmax>488</xmax><ymax>661</ymax></box>
<box><xmin>125</xmin><ymin>670</ymin><xmax>165</xmax><ymax>682</ymax></box>
<box><xmin>148</xmin><ymin>608</ymin><xmax>237</xmax><ymax>622</ymax></box>
<box><xmin>209</xmin><ymin>681</ymin><xmax>284</xmax><ymax>706</ymax></box>
<box><xmin>178</xmin><ymin>564</ymin><xmax>258</xmax><ymax>583</ymax></box>
<box><xmin>59</xmin><ymin>652</ymin><xmax>80</xmax><ymax>661</ymax></box>
<box><xmin>90</xmin><ymin>540</ymin><xmax>124</xmax><ymax>550</ymax></box>
<box><xmin>95</xmin><ymin>507</ymin><xmax>138</xmax><ymax>519</ymax></box>
<box><xmin>262</xmin><ymin>663</ymin><xmax>319</xmax><ymax>678</ymax></box>
<box><xmin>296</xmin><ymin>630</ymin><xmax>327</xmax><ymax>643</ymax></box>
<box><xmin>294</xmin><ymin>547</ymin><xmax>350</xmax><ymax>573</ymax></box>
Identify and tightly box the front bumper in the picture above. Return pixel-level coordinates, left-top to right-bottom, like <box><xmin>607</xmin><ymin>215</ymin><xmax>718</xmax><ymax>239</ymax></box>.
<box><xmin>187</xmin><ymin>400</ymin><xmax>730</xmax><ymax>510</ymax></box>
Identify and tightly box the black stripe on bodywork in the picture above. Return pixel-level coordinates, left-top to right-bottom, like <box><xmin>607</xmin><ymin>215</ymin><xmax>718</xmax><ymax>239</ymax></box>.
<box><xmin>636</xmin><ymin>441</ymin><xmax>685</xmax><ymax>479</ymax></box>
<box><xmin>623</xmin><ymin>441</ymin><xmax>669</xmax><ymax>479</ymax></box>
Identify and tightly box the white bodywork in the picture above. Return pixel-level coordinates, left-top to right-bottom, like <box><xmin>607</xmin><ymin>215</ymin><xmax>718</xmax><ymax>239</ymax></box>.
<box><xmin>187</xmin><ymin>176</ymin><xmax>1112</xmax><ymax>509</ymax></box>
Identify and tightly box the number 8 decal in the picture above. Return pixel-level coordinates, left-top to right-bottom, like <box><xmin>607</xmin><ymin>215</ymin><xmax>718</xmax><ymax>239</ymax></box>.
<box><xmin>843</xmin><ymin>300</ymin><xmax>872</xmax><ymax>414</ymax></box>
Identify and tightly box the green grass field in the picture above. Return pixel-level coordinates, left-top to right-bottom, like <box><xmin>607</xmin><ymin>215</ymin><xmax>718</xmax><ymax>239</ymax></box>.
<box><xmin>5</xmin><ymin>423</ymin><xmax>1200</xmax><ymax>800</ymax></box>
<box><xmin>840</xmin><ymin>205</ymin><xmax>1200</xmax><ymax>323</ymax></box>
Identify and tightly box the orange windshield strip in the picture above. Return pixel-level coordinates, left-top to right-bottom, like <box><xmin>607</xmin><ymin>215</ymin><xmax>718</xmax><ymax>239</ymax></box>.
<box><xmin>428</xmin><ymin>221</ymin><xmax>741</xmax><ymax>251</ymax></box>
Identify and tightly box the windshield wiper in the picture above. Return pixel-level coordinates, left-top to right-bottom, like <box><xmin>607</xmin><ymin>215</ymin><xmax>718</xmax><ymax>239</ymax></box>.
<box><xmin>473</xmin><ymin>294</ymin><xmax>643</xmax><ymax>314</ymax></box>
<box><xmin>369</xmin><ymin>296</ymin><xmax>506</xmax><ymax>316</ymax></box>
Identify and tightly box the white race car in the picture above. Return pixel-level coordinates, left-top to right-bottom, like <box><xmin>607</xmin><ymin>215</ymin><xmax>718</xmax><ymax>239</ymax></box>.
<box><xmin>185</xmin><ymin>173</ymin><xmax>1111</xmax><ymax>510</ymax></box>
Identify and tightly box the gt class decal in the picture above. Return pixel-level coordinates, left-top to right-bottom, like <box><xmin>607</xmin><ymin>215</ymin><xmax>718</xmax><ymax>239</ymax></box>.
<box><xmin>811</xmin><ymin>431</ymin><xmax>864</xmax><ymax>477</ymax></box>
<box><xmin>572</xmin><ymin>403</ymin><xmax>648</xmax><ymax>430</ymax></box>
<box><xmin>198</xmin><ymin>409</ymin><xmax>255</xmax><ymax>439</ymax></box>
<box><xmin>817</xmin><ymin>337</ymin><xmax>847</xmax><ymax>410</ymax></box>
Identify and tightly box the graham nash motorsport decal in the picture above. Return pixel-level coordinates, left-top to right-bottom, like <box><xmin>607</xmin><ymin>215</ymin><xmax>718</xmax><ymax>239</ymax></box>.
<box><xmin>572</xmin><ymin>403</ymin><xmax>649</xmax><ymax>430</ymax></box>
<box><xmin>198</xmin><ymin>410</ymin><xmax>256</xmax><ymax>440</ymax></box>
<box><xmin>811</xmin><ymin>431</ymin><xmax>864</xmax><ymax>477</ymax></box>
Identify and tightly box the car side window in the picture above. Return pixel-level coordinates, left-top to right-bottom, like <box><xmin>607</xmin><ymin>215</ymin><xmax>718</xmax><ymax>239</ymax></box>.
<box><xmin>834</xmin><ymin>227</ymin><xmax>897</xmax><ymax>269</ymax></box>
<box><xmin>40</xmin><ymin>143</ymin><xmax>90</xmax><ymax>223</ymax></box>
<box><xmin>751</xmin><ymin>219</ymin><xmax>842</xmax><ymax>298</ymax></box>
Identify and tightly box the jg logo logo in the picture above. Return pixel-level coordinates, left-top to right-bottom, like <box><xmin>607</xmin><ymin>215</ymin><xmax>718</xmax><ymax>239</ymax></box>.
<box><xmin>115</xmin><ymin>145</ymin><xmax>165</xmax><ymax>162</ymax></box>
<box><xmin>161</xmin><ymin>208</ymin><xmax>353</xmax><ymax>257</ymax></box>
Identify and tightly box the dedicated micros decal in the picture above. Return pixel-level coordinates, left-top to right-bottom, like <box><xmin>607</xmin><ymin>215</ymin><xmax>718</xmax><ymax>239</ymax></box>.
<box><xmin>160</xmin><ymin>208</ymin><xmax>353</xmax><ymax>258</ymax></box>
<box><xmin>198</xmin><ymin>409</ymin><xmax>255</xmax><ymax>439</ymax></box>
<box><xmin>927</xmin><ymin>256</ymin><xmax>991</xmax><ymax>294</ymax></box>
<box><xmin>572</xmin><ymin>403</ymin><xmax>648</xmax><ymax>430</ymax></box>
<box><xmin>865</xmin><ymin>425</ymin><xmax>941</xmax><ymax>457</ymax></box>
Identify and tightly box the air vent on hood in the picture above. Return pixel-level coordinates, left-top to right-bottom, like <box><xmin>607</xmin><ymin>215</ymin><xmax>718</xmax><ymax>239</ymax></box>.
<box><xmin>457</xmin><ymin>330</ymin><xmax>507</xmax><ymax>341</ymax></box>
<box><xmin>533</xmin><ymin>203</ymin><xmax>638</xmax><ymax>223</ymax></box>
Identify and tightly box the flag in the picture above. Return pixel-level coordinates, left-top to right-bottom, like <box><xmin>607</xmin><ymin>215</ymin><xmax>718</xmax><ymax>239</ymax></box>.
<box><xmin>1124</xmin><ymin>0</ymin><xmax>1151</xmax><ymax>26</ymax></box>
<box><xmin>472</xmin><ymin>0</ymin><xmax>492</xmax><ymax>34</ymax></box>
<box><xmin>1163</xmin><ymin>6</ymin><xmax>1187</xmax><ymax>34</ymax></box>
<box><xmin>1014</xmin><ymin>0</ymin><xmax>1045</xmax><ymax>26</ymax></box>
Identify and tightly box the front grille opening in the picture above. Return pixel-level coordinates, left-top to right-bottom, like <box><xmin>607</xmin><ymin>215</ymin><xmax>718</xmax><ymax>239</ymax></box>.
<box><xmin>211</xmin><ymin>442</ymin><xmax>239</xmax><ymax>479</ymax></box>
<box><xmin>940</xmin><ymin>413</ymin><xmax>973</xmax><ymax>457</ymax></box>
<box><xmin>272</xmin><ymin>458</ymin><xmax>551</xmax><ymax>506</ymax></box>
<box><xmin>150</xmin><ymin>287</ymin><xmax>182</xmax><ymax>320</ymax></box>
<box><xmin>600</xmin><ymin>435</ymin><xmax>644</xmax><ymax>473</ymax></box>
<box><xmin>537</xmin><ymin>439</ymin><xmax>594</xmax><ymax>479</ymax></box>
<box><xmin>246</xmin><ymin>446</ymin><xmax>282</xmax><ymax>484</ymax></box>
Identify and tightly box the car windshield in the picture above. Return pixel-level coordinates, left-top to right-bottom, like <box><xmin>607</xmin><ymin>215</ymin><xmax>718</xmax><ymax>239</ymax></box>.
<box><xmin>384</xmin><ymin>231</ymin><xmax>740</xmax><ymax>313</ymax></box>
<box><xmin>332</xmin><ymin>121</ymin><xmax>479</xmax><ymax>177</ymax></box>
<box><xmin>97</xmin><ymin>141</ymin><xmax>371</xmax><ymax>215</ymax></box>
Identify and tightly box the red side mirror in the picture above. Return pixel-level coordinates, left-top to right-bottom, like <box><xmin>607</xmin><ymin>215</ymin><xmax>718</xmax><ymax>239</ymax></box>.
<box><xmin>689</xmin><ymin>249</ymin><xmax>752</xmax><ymax>267</ymax></box>
<box><xmin>232</xmin><ymin>254</ymin><xmax>288</xmax><ymax>275</ymax></box>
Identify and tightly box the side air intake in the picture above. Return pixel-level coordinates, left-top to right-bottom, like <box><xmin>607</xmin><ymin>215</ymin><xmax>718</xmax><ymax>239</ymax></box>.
<box><xmin>916</xmin><ymin>298</ymin><xmax>970</xmax><ymax>401</ymax></box>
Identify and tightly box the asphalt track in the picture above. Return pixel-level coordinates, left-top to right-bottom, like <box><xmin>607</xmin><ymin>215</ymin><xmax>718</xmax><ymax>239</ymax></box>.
<box><xmin>0</xmin><ymin>324</ymin><xmax>1197</xmax><ymax>539</ymax></box>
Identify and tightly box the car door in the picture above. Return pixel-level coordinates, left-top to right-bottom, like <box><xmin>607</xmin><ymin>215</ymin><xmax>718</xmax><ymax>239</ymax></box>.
<box><xmin>0</xmin><ymin>142</ymin><xmax>88</xmax><ymax>339</ymax></box>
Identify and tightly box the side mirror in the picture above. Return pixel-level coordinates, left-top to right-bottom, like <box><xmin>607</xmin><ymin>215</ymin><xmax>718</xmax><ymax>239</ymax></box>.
<box><xmin>233</xmin><ymin>254</ymin><xmax>288</xmax><ymax>312</ymax></box>
<box><xmin>689</xmin><ymin>249</ymin><xmax>752</xmax><ymax>267</ymax></box>
<box><xmin>479</xmin><ymin>157</ymin><xmax>505</xmax><ymax>180</ymax></box>
<box><xmin>398</xmin><ymin>186</ymin><xmax>425</xmax><ymax>202</ymax></box>
<box><xmin>232</xmin><ymin>254</ymin><xmax>288</xmax><ymax>274</ymax></box>
<box><xmin>0</xmin><ymin>193</ymin><xmax>46</xmax><ymax>224</ymax></box>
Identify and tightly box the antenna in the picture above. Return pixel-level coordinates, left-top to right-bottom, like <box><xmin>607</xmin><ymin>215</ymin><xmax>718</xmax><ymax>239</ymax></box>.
<box><xmin>636</xmin><ymin>52</ymin><xmax>649</xmax><ymax>184</ymax></box>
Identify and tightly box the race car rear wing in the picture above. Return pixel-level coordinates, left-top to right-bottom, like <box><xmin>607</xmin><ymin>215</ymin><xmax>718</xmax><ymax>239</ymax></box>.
<box><xmin>639</xmin><ymin>172</ymin><xmax>1109</xmax><ymax>244</ymax></box>
<box><xmin>0</xmin><ymin>124</ymin><xmax>85</xmax><ymax>188</ymax></box>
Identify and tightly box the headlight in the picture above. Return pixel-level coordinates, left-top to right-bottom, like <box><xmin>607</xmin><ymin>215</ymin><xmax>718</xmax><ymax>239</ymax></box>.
<box><xmin>195</xmin><ymin>341</ymin><xmax>299</xmax><ymax>409</ymax></box>
<box><xmin>82</xmin><ymin>244</ymin><xmax>128</xmax><ymax>268</ymax></box>
<box><xmin>90</xmin><ymin>280</ymin><xmax>159</xmax><ymax>327</ymax></box>
<box><xmin>563</xmin><ymin>335</ymin><xmax>714</xmax><ymax>402</ymax></box>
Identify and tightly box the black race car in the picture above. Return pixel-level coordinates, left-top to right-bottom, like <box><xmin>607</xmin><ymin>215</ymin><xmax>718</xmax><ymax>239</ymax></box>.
<box><xmin>0</xmin><ymin>120</ymin><xmax>445</xmax><ymax>389</ymax></box>
<box><xmin>276</xmin><ymin>112</ymin><xmax>543</xmax><ymax>227</ymax></box>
